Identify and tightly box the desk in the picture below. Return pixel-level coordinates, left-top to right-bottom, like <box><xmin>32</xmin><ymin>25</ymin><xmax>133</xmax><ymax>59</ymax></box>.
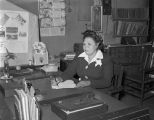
<box><xmin>0</xmin><ymin>70</ymin><xmax>128</xmax><ymax>120</ymax></box>
<box><xmin>0</xmin><ymin>70</ymin><xmax>61</xmax><ymax>97</ymax></box>
<box><xmin>38</xmin><ymin>87</ymin><xmax>128</xmax><ymax>120</ymax></box>
<box><xmin>0</xmin><ymin>92</ymin><xmax>14</xmax><ymax>120</ymax></box>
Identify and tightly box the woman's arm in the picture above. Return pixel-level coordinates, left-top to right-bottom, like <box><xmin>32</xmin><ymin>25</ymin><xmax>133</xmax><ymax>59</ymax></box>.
<box><xmin>60</xmin><ymin>57</ymin><xmax>78</xmax><ymax>81</ymax></box>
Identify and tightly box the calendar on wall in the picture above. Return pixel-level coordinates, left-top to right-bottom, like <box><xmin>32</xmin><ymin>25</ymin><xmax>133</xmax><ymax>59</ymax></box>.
<box><xmin>38</xmin><ymin>0</ymin><xmax>66</xmax><ymax>36</ymax></box>
<box><xmin>91</xmin><ymin>6</ymin><xmax>103</xmax><ymax>32</ymax></box>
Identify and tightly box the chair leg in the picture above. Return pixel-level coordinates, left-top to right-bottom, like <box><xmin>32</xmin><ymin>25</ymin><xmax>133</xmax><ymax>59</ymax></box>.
<box><xmin>114</xmin><ymin>65</ymin><xmax>125</xmax><ymax>100</ymax></box>
<box><xmin>118</xmin><ymin>90</ymin><xmax>125</xmax><ymax>100</ymax></box>
<box><xmin>140</xmin><ymin>72</ymin><xmax>145</xmax><ymax>105</ymax></box>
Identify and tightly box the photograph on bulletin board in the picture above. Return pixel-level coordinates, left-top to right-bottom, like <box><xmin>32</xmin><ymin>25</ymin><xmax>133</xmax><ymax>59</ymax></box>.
<box><xmin>91</xmin><ymin>6</ymin><xmax>102</xmax><ymax>32</ymax></box>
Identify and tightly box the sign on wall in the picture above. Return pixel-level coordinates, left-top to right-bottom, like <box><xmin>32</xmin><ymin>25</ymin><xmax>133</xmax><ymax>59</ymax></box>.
<box><xmin>38</xmin><ymin>0</ymin><xmax>66</xmax><ymax>36</ymax></box>
<box><xmin>0</xmin><ymin>10</ymin><xmax>29</xmax><ymax>53</ymax></box>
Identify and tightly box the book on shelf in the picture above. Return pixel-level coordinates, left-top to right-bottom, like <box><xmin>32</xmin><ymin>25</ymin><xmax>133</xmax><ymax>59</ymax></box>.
<box><xmin>125</xmin><ymin>22</ymin><xmax>132</xmax><ymax>35</ymax></box>
<box><xmin>135</xmin><ymin>23</ymin><xmax>143</xmax><ymax>35</ymax></box>
<box><xmin>112</xmin><ymin>8</ymin><xmax>148</xmax><ymax>19</ymax></box>
<box><xmin>150</xmin><ymin>53</ymin><xmax>154</xmax><ymax>68</ymax></box>
<box><xmin>123</xmin><ymin>22</ymin><xmax>129</xmax><ymax>35</ymax></box>
<box><xmin>144</xmin><ymin>52</ymin><xmax>154</xmax><ymax>69</ymax></box>
<box><xmin>115</xmin><ymin>21</ymin><xmax>148</xmax><ymax>36</ymax></box>
<box><xmin>116</xmin><ymin>21</ymin><xmax>122</xmax><ymax>35</ymax></box>
<box><xmin>131</xmin><ymin>23</ymin><xmax>138</xmax><ymax>35</ymax></box>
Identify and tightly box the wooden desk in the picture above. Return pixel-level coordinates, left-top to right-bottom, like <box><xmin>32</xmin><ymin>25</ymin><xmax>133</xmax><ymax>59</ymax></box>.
<box><xmin>38</xmin><ymin>87</ymin><xmax>128</xmax><ymax>120</ymax></box>
<box><xmin>0</xmin><ymin>92</ymin><xmax>14</xmax><ymax>120</ymax></box>
<box><xmin>0</xmin><ymin>70</ymin><xmax>60</xmax><ymax>97</ymax></box>
<box><xmin>0</xmin><ymin>71</ymin><xmax>128</xmax><ymax>120</ymax></box>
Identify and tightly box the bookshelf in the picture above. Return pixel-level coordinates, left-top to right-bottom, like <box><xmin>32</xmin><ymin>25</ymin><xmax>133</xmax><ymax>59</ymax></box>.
<box><xmin>112</xmin><ymin>8</ymin><xmax>149</xmax><ymax>37</ymax></box>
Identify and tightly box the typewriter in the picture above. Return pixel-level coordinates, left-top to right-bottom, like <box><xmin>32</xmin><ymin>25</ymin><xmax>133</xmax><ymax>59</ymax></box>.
<box><xmin>51</xmin><ymin>92</ymin><xmax>108</xmax><ymax>120</ymax></box>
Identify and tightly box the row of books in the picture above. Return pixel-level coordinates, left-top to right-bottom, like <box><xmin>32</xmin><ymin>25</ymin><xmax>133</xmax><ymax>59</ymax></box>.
<box><xmin>112</xmin><ymin>8</ymin><xmax>148</xmax><ymax>19</ymax></box>
<box><xmin>14</xmin><ymin>89</ymin><xmax>39</xmax><ymax>120</ymax></box>
<box><xmin>114</xmin><ymin>21</ymin><xmax>148</xmax><ymax>36</ymax></box>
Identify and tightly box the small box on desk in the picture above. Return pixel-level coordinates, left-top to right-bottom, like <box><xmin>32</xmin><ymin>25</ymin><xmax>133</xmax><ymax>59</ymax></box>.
<box><xmin>51</xmin><ymin>92</ymin><xmax>108</xmax><ymax>120</ymax></box>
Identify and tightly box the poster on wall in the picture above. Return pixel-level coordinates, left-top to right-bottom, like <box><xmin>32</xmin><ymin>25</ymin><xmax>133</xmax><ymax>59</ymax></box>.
<box><xmin>91</xmin><ymin>6</ymin><xmax>103</xmax><ymax>32</ymax></box>
<box><xmin>0</xmin><ymin>10</ymin><xmax>29</xmax><ymax>53</ymax></box>
<box><xmin>38</xmin><ymin>0</ymin><xmax>66</xmax><ymax>36</ymax></box>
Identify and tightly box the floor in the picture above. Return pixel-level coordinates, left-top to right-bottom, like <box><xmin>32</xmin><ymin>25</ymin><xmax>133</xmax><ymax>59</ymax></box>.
<box><xmin>120</xmin><ymin>93</ymin><xmax>154</xmax><ymax>119</ymax></box>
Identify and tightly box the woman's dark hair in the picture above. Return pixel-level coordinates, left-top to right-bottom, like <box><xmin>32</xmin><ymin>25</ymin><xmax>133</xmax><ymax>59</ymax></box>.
<box><xmin>82</xmin><ymin>30</ymin><xmax>104</xmax><ymax>51</ymax></box>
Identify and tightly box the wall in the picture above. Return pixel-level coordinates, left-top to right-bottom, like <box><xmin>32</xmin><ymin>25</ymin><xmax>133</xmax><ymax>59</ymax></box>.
<box><xmin>41</xmin><ymin>0</ymin><xmax>94</xmax><ymax>56</ymax></box>
<box><xmin>6</xmin><ymin>0</ymin><xmax>148</xmax><ymax>56</ymax></box>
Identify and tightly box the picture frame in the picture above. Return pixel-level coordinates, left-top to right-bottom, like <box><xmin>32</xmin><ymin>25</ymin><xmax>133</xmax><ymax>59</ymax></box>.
<box><xmin>91</xmin><ymin>6</ymin><xmax>103</xmax><ymax>32</ymax></box>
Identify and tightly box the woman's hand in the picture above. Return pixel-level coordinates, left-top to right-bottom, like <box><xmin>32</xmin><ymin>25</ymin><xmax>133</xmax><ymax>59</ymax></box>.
<box><xmin>76</xmin><ymin>80</ymin><xmax>91</xmax><ymax>87</ymax></box>
<box><xmin>50</xmin><ymin>76</ymin><xmax>63</xmax><ymax>86</ymax></box>
<box><xmin>56</xmin><ymin>77</ymin><xmax>63</xmax><ymax>83</ymax></box>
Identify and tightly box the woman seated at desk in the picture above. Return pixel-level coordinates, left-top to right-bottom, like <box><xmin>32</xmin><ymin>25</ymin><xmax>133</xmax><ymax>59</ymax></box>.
<box><xmin>58</xmin><ymin>30</ymin><xmax>113</xmax><ymax>89</ymax></box>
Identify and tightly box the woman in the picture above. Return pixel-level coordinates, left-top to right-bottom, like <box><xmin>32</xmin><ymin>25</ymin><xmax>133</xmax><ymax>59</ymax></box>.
<box><xmin>60</xmin><ymin>30</ymin><xmax>113</xmax><ymax>88</ymax></box>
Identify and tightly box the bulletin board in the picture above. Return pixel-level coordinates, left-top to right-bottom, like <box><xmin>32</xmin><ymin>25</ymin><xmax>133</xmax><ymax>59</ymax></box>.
<box><xmin>0</xmin><ymin>10</ymin><xmax>39</xmax><ymax>67</ymax></box>
<box><xmin>0</xmin><ymin>10</ymin><xmax>29</xmax><ymax>53</ymax></box>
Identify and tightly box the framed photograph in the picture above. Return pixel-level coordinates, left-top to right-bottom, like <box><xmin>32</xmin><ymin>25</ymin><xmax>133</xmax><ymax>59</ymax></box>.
<box><xmin>91</xmin><ymin>6</ymin><xmax>103</xmax><ymax>32</ymax></box>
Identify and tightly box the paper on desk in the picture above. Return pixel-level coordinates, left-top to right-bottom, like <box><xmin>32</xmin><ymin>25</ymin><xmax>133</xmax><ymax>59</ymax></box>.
<box><xmin>52</xmin><ymin>80</ymin><xmax>76</xmax><ymax>89</ymax></box>
<box><xmin>35</xmin><ymin>94</ymin><xmax>44</xmax><ymax>101</ymax></box>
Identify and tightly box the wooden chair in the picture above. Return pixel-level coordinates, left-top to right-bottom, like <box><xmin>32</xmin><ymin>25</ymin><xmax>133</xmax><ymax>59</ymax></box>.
<box><xmin>104</xmin><ymin>64</ymin><xmax>125</xmax><ymax>100</ymax></box>
<box><xmin>123</xmin><ymin>46</ymin><xmax>154</xmax><ymax>104</ymax></box>
<box><xmin>106</xmin><ymin>45</ymin><xmax>145</xmax><ymax>100</ymax></box>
